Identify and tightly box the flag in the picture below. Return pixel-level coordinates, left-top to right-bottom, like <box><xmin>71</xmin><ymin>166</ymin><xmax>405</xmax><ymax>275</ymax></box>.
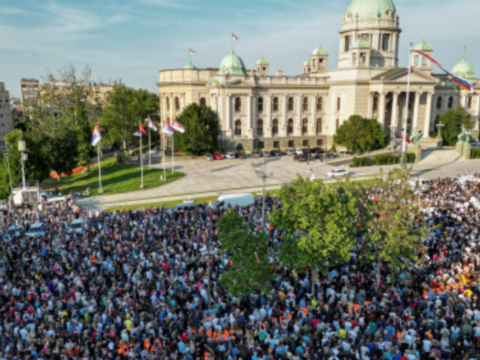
<box><xmin>147</xmin><ymin>116</ymin><xmax>157</xmax><ymax>131</ymax></box>
<box><xmin>91</xmin><ymin>125</ymin><xmax>102</xmax><ymax>146</ymax></box>
<box><xmin>163</xmin><ymin>121</ymin><xmax>176</xmax><ymax>136</ymax></box>
<box><xmin>232</xmin><ymin>33</ymin><xmax>238</xmax><ymax>41</ymax></box>
<box><xmin>172</xmin><ymin>119</ymin><xmax>185</xmax><ymax>133</ymax></box>
<box><xmin>189</xmin><ymin>49</ymin><xmax>195</xmax><ymax>54</ymax></box>
<box><xmin>139</xmin><ymin>123</ymin><xmax>147</xmax><ymax>134</ymax></box>
<box><xmin>413</xmin><ymin>50</ymin><xmax>477</xmax><ymax>94</ymax></box>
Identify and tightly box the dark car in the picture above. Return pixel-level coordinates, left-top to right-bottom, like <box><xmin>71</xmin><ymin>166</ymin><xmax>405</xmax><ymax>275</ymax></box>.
<box><xmin>294</xmin><ymin>154</ymin><xmax>307</xmax><ymax>162</ymax></box>
<box><xmin>270</xmin><ymin>150</ymin><xmax>282</xmax><ymax>156</ymax></box>
<box><xmin>324</xmin><ymin>153</ymin><xmax>337</xmax><ymax>160</ymax></box>
<box><xmin>251</xmin><ymin>151</ymin><xmax>263</xmax><ymax>158</ymax></box>
<box><xmin>311</xmin><ymin>147</ymin><xmax>324</xmax><ymax>154</ymax></box>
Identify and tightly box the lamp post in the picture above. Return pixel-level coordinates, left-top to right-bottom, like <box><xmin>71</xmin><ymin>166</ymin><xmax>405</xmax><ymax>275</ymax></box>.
<box><xmin>401</xmin><ymin>43</ymin><xmax>413</xmax><ymax>168</ymax></box>
<box><xmin>254</xmin><ymin>145</ymin><xmax>273</xmax><ymax>231</ymax></box>
<box><xmin>18</xmin><ymin>140</ymin><xmax>27</xmax><ymax>189</ymax></box>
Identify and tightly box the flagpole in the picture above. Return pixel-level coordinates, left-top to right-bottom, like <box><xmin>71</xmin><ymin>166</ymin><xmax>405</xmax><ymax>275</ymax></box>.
<box><xmin>162</xmin><ymin>123</ymin><xmax>166</xmax><ymax>181</ymax></box>
<box><xmin>140</xmin><ymin>127</ymin><xmax>144</xmax><ymax>188</ymax></box>
<box><xmin>97</xmin><ymin>142</ymin><xmax>103</xmax><ymax>194</ymax></box>
<box><xmin>172</xmin><ymin>133</ymin><xmax>175</xmax><ymax>175</ymax></box>
<box><xmin>148</xmin><ymin>118</ymin><xmax>151</xmax><ymax>169</ymax></box>
<box><xmin>401</xmin><ymin>43</ymin><xmax>413</xmax><ymax>169</ymax></box>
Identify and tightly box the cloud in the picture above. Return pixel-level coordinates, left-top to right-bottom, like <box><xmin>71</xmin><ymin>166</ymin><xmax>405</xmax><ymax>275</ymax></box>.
<box><xmin>0</xmin><ymin>8</ymin><xmax>23</xmax><ymax>15</ymax></box>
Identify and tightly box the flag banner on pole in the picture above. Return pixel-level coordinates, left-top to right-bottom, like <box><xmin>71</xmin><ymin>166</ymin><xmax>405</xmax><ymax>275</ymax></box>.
<box><xmin>172</xmin><ymin>119</ymin><xmax>185</xmax><ymax>133</ymax></box>
<box><xmin>189</xmin><ymin>49</ymin><xmax>195</xmax><ymax>54</ymax></box>
<box><xmin>163</xmin><ymin>121</ymin><xmax>176</xmax><ymax>136</ymax></box>
<box><xmin>232</xmin><ymin>33</ymin><xmax>238</xmax><ymax>41</ymax></box>
<box><xmin>91</xmin><ymin>125</ymin><xmax>102</xmax><ymax>146</ymax></box>
<box><xmin>147</xmin><ymin>116</ymin><xmax>157</xmax><ymax>131</ymax></box>
<box><xmin>413</xmin><ymin>50</ymin><xmax>477</xmax><ymax>94</ymax></box>
<box><xmin>139</xmin><ymin>123</ymin><xmax>147</xmax><ymax>134</ymax></box>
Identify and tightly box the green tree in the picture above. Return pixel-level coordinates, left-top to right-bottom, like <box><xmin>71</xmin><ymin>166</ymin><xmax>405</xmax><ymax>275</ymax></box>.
<box><xmin>334</xmin><ymin>115</ymin><xmax>387</xmax><ymax>152</ymax></box>
<box><xmin>270</xmin><ymin>176</ymin><xmax>360</xmax><ymax>289</ymax></box>
<box><xmin>43</xmin><ymin>127</ymin><xmax>79</xmax><ymax>182</ymax></box>
<box><xmin>217</xmin><ymin>211</ymin><xmax>275</xmax><ymax>295</ymax></box>
<box><xmin>434</xmin><ymin>106</ymin><xmax>474</xmax><ymax>146</ymax></box>
<box><xmin>174</xmin><ymin>103</ymin><xmax>219</xmax><ymax>155</ymax></box>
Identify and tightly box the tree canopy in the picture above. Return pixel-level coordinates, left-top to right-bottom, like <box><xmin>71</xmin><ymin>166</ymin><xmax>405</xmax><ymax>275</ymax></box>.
<box><xmin>434</xmin><ymin>106</ymin><xmax>474</xmax><ymax>146</ymax></box>
<box><xmin>334</xmin><ymin>115</ymin><xmax>387</xmax><ymax>152</ymax></box>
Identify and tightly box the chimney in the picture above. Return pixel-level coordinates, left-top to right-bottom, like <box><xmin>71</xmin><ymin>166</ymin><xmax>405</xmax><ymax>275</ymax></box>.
<box><xmin>276</xmin><ymin>70</ymin><xmax>283</xmax><ymax>77</ymax></box>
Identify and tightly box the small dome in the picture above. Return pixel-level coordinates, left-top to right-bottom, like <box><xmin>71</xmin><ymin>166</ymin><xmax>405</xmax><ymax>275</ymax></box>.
<box><xmin>257</xmin><ymin>56</ymin><xmax>269</xmax><ymax>65</ymax></box>
<box><xmin>414</xmin><ymin>40</ymin><xmax>432</xmax><ymax>52</ymax></box>
<box><xmin>303</xmin><ymin>59</ymin><xmax>312</xmax><ymax>66</ymax></box>
<box><xmin>184</xmin><ymin>61</ymin><xmax>196</xmax><ymax>69</ymax></box>
<box><xmin>346</xmin><ymin>0</ymin><xmax>397</xmax><ymax>21</ymax></box>
<box><xmin>351</xmin><ymin>38</ymin><xmax>370</xmax><ymax>49</ymax></box>
<box><xmin>311</xmin><ymin>45</ymin><xmax>328</xmax><ymax>56</ymax></box>
<box><xmin>218</xmin><ymin>50</ymin><xmax>246</xmax><ymax>76</ymax></box>
<box><xmin>451</xmin><ymin>58</ymin><xmax>475</xmax><ymax>79</ymax></box>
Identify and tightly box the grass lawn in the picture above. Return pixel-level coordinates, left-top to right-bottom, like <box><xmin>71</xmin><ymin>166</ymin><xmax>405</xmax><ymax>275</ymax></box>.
<box><xmin>42</xmin><ymin>157</ymin><xmax>184</xmax><ymax>197</ymax></box>
<box><xmin>104</xmin><ymin>195</ymin><xmax>219</xmax><ymax>213</ymax></box>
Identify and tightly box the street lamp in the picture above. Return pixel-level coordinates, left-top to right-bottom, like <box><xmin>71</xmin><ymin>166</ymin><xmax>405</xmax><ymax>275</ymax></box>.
<box><xmin>18</xmin><ymin>140</ymin><xmax>27</xmax><ymax>189</ymax></box>
<box><xmin>254</xmin><ymin>143</ymin><xmax>273</xmax><ymax>231</ymax></box>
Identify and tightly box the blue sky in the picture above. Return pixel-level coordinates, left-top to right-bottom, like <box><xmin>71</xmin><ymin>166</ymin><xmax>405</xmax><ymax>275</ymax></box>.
<box><xmin>1</xmin><ymin>0</ymin><xmax>479</xmax><ymax>98</ymax></box>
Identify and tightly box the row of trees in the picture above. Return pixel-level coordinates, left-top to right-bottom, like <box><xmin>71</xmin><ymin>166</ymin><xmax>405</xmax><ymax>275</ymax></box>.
<box><xmin>217</xmin><ymin>169</ymin><xmax>428</xmax><ymax>295</ymax></box>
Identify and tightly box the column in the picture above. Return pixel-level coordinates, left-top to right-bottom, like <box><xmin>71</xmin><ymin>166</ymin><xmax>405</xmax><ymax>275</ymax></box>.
<box><xmin>310</xmin><ymin>95</ymin><xmax>316</xmax><ymax>135</ymax></box>
<box><xmin>225</xmin><ymin>94</ymin><xmax>231</xmax><ymax>131</ymax></box>
<box><xmin>247</xmin><ymin>95</ymin><xmax>253</xmax><ymax>138</ymax></box>
<box><xmin>266</xmin><ymin>94</ymin><xmax>272</xmax><ymax>137</ymax></box>
<box><xmin>378</xmin><ymin>91</ymin><xmax>387</xmax><ymax>128</ymax></box>
<box><xmin>462</xmin><ymin>94</ymin><xmax>468</xmax><ymax>108</ymax></box>
<box><xmin>281</xmin><ymin>95</ymin><xmax>288</xmax><ymax>136</ymax></box>
<box><xmin>413</xmin><ymin>91</ymin><xmax>421</xmax><ymax>129</ymax></box>
<box><xmin>391</xmin><ymin>91</ymin><xmax>399</xmax><ymax>132</ymax></box>
<box><xmin>170</xmin><ymin>93</ymin><xmax>174</xmax><ymax>122</ymax></box>
<box><xmin>367</xmin><ymin>92</ymin><xmax>374</xmax><ymax>119</ymax></box>
<box><xmin>296</xmin><ymin>95</ymin><xmax>302</xmax><ymax>136</ymax></box>
<box><xmin>424</xmin><ymin>92</ymin><xmax>433</xmax><ymax>137</ymax></box>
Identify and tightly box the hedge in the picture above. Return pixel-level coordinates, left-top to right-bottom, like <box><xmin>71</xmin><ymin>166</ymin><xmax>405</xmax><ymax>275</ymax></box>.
<box><xmin>351</xmin><ymin>153</ymin><xmax>415</xmax><ymax>167</ymax></box>
<box><xmin>471</xmin><ymin>148</ymin><xmax>480</xmax><ymax>159</ymax></box>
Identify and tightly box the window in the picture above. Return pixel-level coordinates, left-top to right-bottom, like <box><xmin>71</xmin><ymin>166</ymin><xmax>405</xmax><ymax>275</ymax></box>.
<box><xmin>258</xmin><ymin>141</ymin><xmax>264</xmax><ymax>149</ymax></box>
<box><xmin>235</xmin><ymin>97</ymin><xmax>242</xmax><ymax>113</ymax></box>
<box><xmin>316</xmin><ymin>97</ymin><xmax>323</xmax><ymax>111</ymax></box>
<box><xmin>313</xmin><ymin>59</ymin><xmax>317</xmax><ymax>68</ymax></box>
<box><xmin>303</xmin><ymin>140</ymin><xmax>309</xmax><ymax>147</ymax></box>
<box><xmin>288</xmin><ymin>97</ymin><xmax>294</xmax><ymax>111</ymax></box>
<box><xmin>414</xmin><ymin>55</ymin><xmax>420</xmax><ymax>66</ymax></box>
<box><xmin>316</xmin><ymin>118</ymin><xmax>323</xmax><ymax>134</ymax></box>
<box><xmin>272</xmin><ymin>119</ymin><xmax>279</xmax><ymax>136</ymax></box>
<box><xmin>345</xmin><ymin>35</ymin><xmax>351</xmax><ymax>52</ymax></box>
<box><xmin>234</xmin><ymin>120</ymin><xmax>242</xmax><ymax>136</ymax></box>
<box><xmin>200</xmin><ymin>97</ymin><xmax>206</xmax><ymax>108</ymax></box>
<box><xmin>287</xmin><ymin>119</ymin><xmax>294</xmax><ymax>135</ymax></box>
<box><xmin>273</xmin><ymin>97</ymin><xmax>279</xmax><ymax>112</ymax></box>
<box><xmin>467</xmin><ymin>96</ymin><xmax>473</xmax><ymax>109</ymax></box>
<box><xmin>436</xmin><ymin>96</ymin><xmax>442</xmax><ymax>110</ymax></box>
<box><xmin>166</xmin><ymin>97</ymin><xmax>170</xmax><ymax>111</ymax></box>
<box><xmin>352</xmin><ymin>53</ymin><xmax>357</xmax><ymax>65</ymax></box>
<box><xmin>448</xmin><ymin>96</ymin><xmax>454</xmax><ymax>109</ymax></box>
<box><xmin>317</xmin><ymin>139</ymin><xmax>323</xmax><ymax>146</ymax></box>
<box><xmin>257</xmin><ymin>119</ymin><xmax>263</xmax><ymax>136</ymax></box>
<box><xmin>361</xmin><ymin>33</ymin><xmax>370</xmax><ymax>44</ymax></box>
<box><xmin>336</xmin><ymin>119</ymin><xmax>340</xmax><ymax>130</ymax></box>
<box><xmin>360</xmin><ymin>53</ymin><xmax>367</xmax><ymax>65</ymax></box>
<box><xmin>258</xmin><ymin>97</ymin><xmax>264</xmax><ymax>112</ymax></box>
<box><xmin>288</xmin><ymin>141</ymin><xmax>294</xmax><ymax>148</ymax></box>
<box><xmin>302</xmin><ymin>118</ymin><xmax>308</xmax><ymax>135</ymax></box>
<box><xmin>175</xmin><ymin>97</ymin><xmax>180</xmax><ymax>111</ymax></box>
<box><xmin>337</xmin><ymin>97</ymin><xmax>341</xmax><ymax>111</ymax></box>
<box><xmin>303</xmin><ymin>97</ymin><xmax>309</xmax><ymax>111</ymax></box>
<box><xmin>273</xmin><ymin>141</ymin><xmax>280</xmax><ymax>149</ymax></box>
<box><xmin>381</xmin><ymin>34</ymin><xmax>390</xmax><ymax>51</ymax></box>
<box><xmin>373</xmin><ymin>96</ymin><xmax>379</xmax><ymax>113</ymax></box>
<box><xmin>319</xmin><ymin>59</ymin><xmax>324</xmax><ymax>69</ymax></box>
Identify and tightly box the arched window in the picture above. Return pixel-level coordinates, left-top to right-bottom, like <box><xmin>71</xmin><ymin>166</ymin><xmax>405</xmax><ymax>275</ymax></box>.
<box><xmin>336</xmin><ymin>119</ymin><xmax>340</xmax><ymax>131</ymax></box>
<box><xmin>200</xmin><ymin>97</ymin><xmax>206</xmax><ymax>108</ymax></box>
<box><xmin>166</xmin><ymin>97</ymin><xmax>170</xmax><ymax>111</ymax></box>
<box><xmin>448</xmin><ymin>96</ymin><xmax>454</xmax><ymax>109</ymax></box>
<box><xmin>436</xmin><ymin>96</ymin><xmax>442</xmax><ymax>110</ymax></box>
<box><xmin>316</xmin><ymin>118</ymin><xmax>323</xmax><ymax>134</ymax></box>
<box><xmin>258</xmin><ymin>97</ymin><xmax>264</xmax><ymax>112</ymax></box>
<box><xmin>302</xmin><ymin>97</ymin><xmax>309</xmax><ymax>111</ymax></box>
<box><xmin>288</xmin><ymin>97</ymin><xmax>294</xmax><ymax>111</ymax></box>
<box><xmin>287</xmin><ymin>119</ymin><xmax>294</xmax><ymax>135</ymax></box>
<box><xmin>234</xmin><ymin>120</ymin><xmax>242</xmax><ymax>136</ymax></box>
<box><xmin>257</xmin><ymin>119</ymin><xmax>263</xmax><ymax>136</ymax></box>
<box><xmin>337</xmin><ymin>97</ymin><xmax>341</xmax><ymax>111</ymax></box>
<box><xmin>467</xmin><ymin>96</ymin><xmax>473</xmax><ymax>109</ymax></box>
<box><xmin>273</xmin><ymin>97</ymin><xmax>279</xmax><ymax>112</ymax></box>
<box><xmin>373</xmin><ymin>96</ymin><xmax>379</xmax><ymax>113</ymax></box>
<box><xmin>302</xmin><ymin>118</ymin><xmax>308</xmax><ymax>135</ymax></box>
<box><xmin>316</xmin><ymin>97</ymin><xmax>323</xmax><ymax>111</ymax></box>
<box><xmin>235</xmin><ymin>97</ymin><xmax>242</xmax><ymax>113</ymax></box>
<box><xmin>175</xmin><ymin>97</ymin><xmax>180</xmax><ymax>111</ymax></box>
<box><xmin>272</xmin><ymin>119</ymin><xmax>279</xmax><ymax>136</ymax></box>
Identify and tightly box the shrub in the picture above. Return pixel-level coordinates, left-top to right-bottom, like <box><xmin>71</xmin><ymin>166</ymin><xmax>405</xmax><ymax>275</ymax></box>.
<box><xmin>352</xmin><ymin>157</ymin><xmax>359</xmax><ymax>168</ymax></box>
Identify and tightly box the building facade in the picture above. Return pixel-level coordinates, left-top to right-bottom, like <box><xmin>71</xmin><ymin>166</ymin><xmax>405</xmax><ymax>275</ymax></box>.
<box><xmin>0</xmin><ymin>81</ymin><xmax>13</xmax><ymax>148</ymax></box>
<box><xmin>157</xmin><ymin>0</ymin><xmax>480</xmax><ymax>151</ymax></box>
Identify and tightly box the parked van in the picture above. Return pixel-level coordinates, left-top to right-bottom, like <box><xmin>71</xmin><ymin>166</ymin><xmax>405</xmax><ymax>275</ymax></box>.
<box><xmin>69</xmin><ymin>219</ymin><xmax>84</xmax><ymax>234</ymax></box>
<box><xmin>212</xmin><ymin>193</ymin><xmax>255</xmax><ymax>209</ymax></box>
<box><xmin>44</xmin><ymin>197</ymin><xmax>67</xmax><ymax>206</ymax></box>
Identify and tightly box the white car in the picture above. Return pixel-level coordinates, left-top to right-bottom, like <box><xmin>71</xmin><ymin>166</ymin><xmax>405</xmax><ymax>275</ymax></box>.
<box><xmin>68</xmin><ymin>219</ymin><xmax>84</xmax><ymax>235</ymax></box>
<box><xmin>25</xmin><ymin>222</ymin><xmax>45</xmax><ymax>238</ymax></box>
<box><xmin>295</xmin><ymin>149</ymin><xmax>304</xmax><ymax>155</ymax></box>
<box><xmin>327</xmin><ymin>169</ymin><xmax>349</xmax><ymax>178</ymax></box>
<box><xmin>167</xmin><ymin>201</ymin><xmax>197</xmax><ymax>214</ymax></box>
<box><xmin>225</xmin><ymin>152</ymin><xmax>236</xmax><ymax>160</ymax></box>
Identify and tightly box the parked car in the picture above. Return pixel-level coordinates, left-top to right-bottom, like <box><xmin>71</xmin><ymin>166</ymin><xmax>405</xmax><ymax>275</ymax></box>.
<box><xmin>168</xmin><ymin>201</ymin><xmax>197</xmax><ymax>214</ymax></box>
<box><xmin>284</xmin><ymin>149</ymin><xmax>295</xmax><ymax>156</ymax></box>
<box><xmin>311</xmin><ymin>147</ymin><xmax>324</xmax><ymax>154</ymax></box>
<box><xmin>327</xmin><ymin>168</ymin><xmax>349</xmax><ymax>178</ymax></box>
<box><xmin>324</xmin><ymin>153</ymin><xmax>337</xmax><ymax>160</ymax></box>
<box><xmin>204</xmin><ymin>153</ymin><xmax>214</xmax><ymax>161</ymax></box>
<box><xmin>293</xmin><ymin>154</ymin><xmax>307</xmax><ymax>162</ymax></box>
<box><xmin>251</xmin><ymin>151</ymin><xmax>262</xmax><ymax>158</ymax></box>
<box><xmin>295</xmin><ymin>149</ymin><xmax>304</xmax><ymax>155</ymax></box>
<box><xmin>225</xmin><ymin>152</ymin><xmax>236</xmax><ymax>159</ymax></box>
<box><xmin>211</xmin><ymin>193</ymin><xmax>255</xmax><ymax>209</ymax></box>
<box><xmin>4</xmin><ymin>225</ymin><xmax>24</xmax><ymax>241</ymax></box>
<box><xmin>25</xmin><ymin>222</ymin><xmax>45</xmax><ymax>238</ymax></box>
<box><xmin>264</xmin><ymin>151</ymin><xmax>272</xmax><ymax>158</ymax></box>
<box><xmin>270</xmin><ymin>150</ymin><xmax>282</xmax><ymax>156</ymax></box>
<box><xmin>69</xmin><ymin>219</ymin><xmax>84</xmax><ymax>235</ymax></box>
<box><xmin>338</xmin><ymin>151</ymin><xmax>351</xmax><ymax>157</ymax></box>
<box><xmin>470</xmin><ymin>141</ymin><xmax>480</xmax><ymax>148</ymax></box>
<box><xmin>213</xmin><ymin>152</ymin><xmax>223</xmax><ymax>160</ymax></box>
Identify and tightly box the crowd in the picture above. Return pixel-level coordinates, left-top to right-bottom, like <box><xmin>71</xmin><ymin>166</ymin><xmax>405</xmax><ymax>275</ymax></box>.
<box><xmin>0</xmin><ymin>176</ymin><xmax>480</xmax><ymax>360</ymax></box>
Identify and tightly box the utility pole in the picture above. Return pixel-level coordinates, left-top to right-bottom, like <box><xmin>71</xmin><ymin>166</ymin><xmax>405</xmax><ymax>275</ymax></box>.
<box><xmin>401</xmin><ymin>43</ymin><xmax>413</xmax><ymax>168</ymax></box>
<box><xmin>254</xmin><ymin>146</ymin><xmax>273</xmax><ymax>231</ymax></box>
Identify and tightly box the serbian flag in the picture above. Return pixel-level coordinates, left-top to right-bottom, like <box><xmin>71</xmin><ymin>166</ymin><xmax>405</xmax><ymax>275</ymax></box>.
<box><xmin>134</xmin><ymin>123</ymin><xmax>147</xmax><ymax>136</ymax></box>
<box><xmin>163</xmin><ymin>121</ymin><xmax>176</xmax><ymax>136</ymax></box>
<box><xmin>147</xmin><ymin>116</ymin><xmax>157</xmax><ymax>131</ymax></box>
<box><xmin>189</xmin><ymin>49</ymin><xmax>195</xmax><ymax>54</ymax></box>
<box><xmin>413</xmin><ymin>50</ymin><xmax>476</xmax><ymax>94</ymax></box>
<box><xmin>91</xmin><ymin>125</ymin><xmax>102</xmax><ymax>146</ymax></box>
<box><xmin>232</xmin><ymin>33</ymin><xmax>238</xmax><ymax>41</ymax></box>
<box><xmin>172</xmin><ymin>119</ymin><xmax>185</xmax><ymax>133</ymax></box>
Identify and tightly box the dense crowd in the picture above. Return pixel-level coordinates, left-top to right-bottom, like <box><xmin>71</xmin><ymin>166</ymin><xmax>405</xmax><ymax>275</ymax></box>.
<box><xmin>1</xmin><ymin>176</ymin><xmax>480</xmax><ymax>360</ymax></box>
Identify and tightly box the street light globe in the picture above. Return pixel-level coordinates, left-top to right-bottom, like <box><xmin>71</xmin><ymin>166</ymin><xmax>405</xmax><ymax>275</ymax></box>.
<box><xmin>18</xmin><ymin>140</ymin><xmax>26</xmax><ymax>152</ymax></box>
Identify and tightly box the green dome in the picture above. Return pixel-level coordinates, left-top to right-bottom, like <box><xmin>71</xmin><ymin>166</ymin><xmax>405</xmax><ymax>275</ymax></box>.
<box><xmin>346</xmin><ymin>0</ymin><xmax>397</xmax><ymax>21</ymax></box>
<box><xmin>184</xmin><ymin>61</ymin><xmax>196</xmax><ymax>69</ymax></box>
<box><xmin>311</xmin><ymin>45</ymin><xmax>328</xmax><ymax>56</ymax></box>
<box><xmin>352</xmin><ymin>38</ymin><xmax>370</xmax><ymax>49</ymax></box>
<box><xmin>452</xmin><ymin>58</ymin><xmax>475</xmax><ymax>79</ymax></box>
<box><xmin>413</xmin><ymin>40</ymin><xmax>432</xmax><ymax>52</ymax></box>
<box><xmin>257</xmin><ymin>56</ymin><xmax>269</xmax><ymax>65</ymax></box>
<box><xmin>218</xmin><ymin>50</ymin><xmax>247</xmax><ymax>76</ymax></box>
<box><xmin>303</xmin><ymin>59</ymin><xmax>312</xmax><ymax>66</ymax></box>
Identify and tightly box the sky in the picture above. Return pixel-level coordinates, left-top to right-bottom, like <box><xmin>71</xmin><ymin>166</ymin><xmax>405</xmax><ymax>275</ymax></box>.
<box><xmin>1</xmin><ymin>0</ymin><xmax>479</xmax><ymax>98</ymax></box>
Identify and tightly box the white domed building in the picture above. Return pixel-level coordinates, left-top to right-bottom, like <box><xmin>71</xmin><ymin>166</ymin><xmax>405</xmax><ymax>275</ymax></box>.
<box><xmin>158</xmin><ymin>0</ymin><xmax>479</xmax><ymax>151</ymax></box>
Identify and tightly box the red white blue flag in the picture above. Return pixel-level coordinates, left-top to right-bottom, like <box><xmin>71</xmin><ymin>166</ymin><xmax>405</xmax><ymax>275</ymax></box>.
<box><xmin>91</xmin><ymin>124</ymin><xmax>102</xmax><ymax>146</ymax></box>
<box><xmin>163</xmin><ymin>121</ymin><xmax>176</xmax><ymax>136</ymax></box>
<box><xmin>147</xmin><ymin>116</ymin><xmax>157</xmax><ymax>131</ymax></box>
<box><xmin>232</xmin><ymin>33</ymin><xmax>238</xmax><ymax>41</ymax></box>
<box><xmin>134</xmin><ymin>123</ymin><xmax>148</xmax><ymax>136</ymax></box>
<box><xmin>413</xmin><ymin>50</ymin><xmax>477</xmax><ymax>94</ymax></box>
<box><xmin>172</xmin><ymin>119</ymin><xmax>185</xmax><ymax>133</ymax></box>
